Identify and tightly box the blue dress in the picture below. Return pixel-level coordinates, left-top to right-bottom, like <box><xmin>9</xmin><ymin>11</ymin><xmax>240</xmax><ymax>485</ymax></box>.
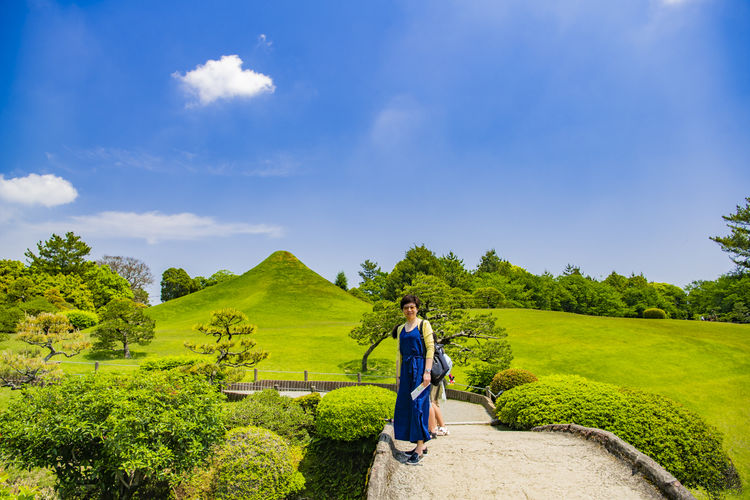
<box><xmin>393</xmin><ymin>325</ymin><xmax>431</xmax><ymax>443</ymax></box>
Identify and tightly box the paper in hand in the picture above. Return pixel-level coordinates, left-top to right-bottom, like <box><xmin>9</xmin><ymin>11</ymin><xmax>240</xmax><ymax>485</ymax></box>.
<box><xmin>410</xmin><ymin>383</ymin><xmax>429</xmax><ymax>400</ymax></box>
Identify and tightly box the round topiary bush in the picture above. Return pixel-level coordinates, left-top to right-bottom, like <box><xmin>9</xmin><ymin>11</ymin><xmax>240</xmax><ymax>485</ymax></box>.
<box><xmin>315</xmin><ymin>385</ymin><xmax>396</xmax><ymax>441</ymax></box>
<box><xmin>490</xmin><ymin>368</ymin><xmax>538</xmax><ymax>395</ymax></box>
<box><xmin>473</xmin><ymin>287</ymin><xmax>506</xmax><ymax>308</ymax></box>
<box><xmin>224</xmin><ymin>389</ymin><xmax>312</xmax><ymax>446</ymax></box>
<box><xmin>61</xmin><ymin>309</ymin><xmax>98</xmax><ymax>329</ymax></box>
<box><xmin>494</xmin><ymin>375</ymin><xmax>740</xmax><ymax>495</ymax></box>
<box><xmin>211</xmin><ymin>426</ymin><xmax>305</xmax><ymax>500</ymax></box>
<box><xmin>643</xmin><ymin>307</ymin><xmax>667</xmax><ymax>319</ymax></box>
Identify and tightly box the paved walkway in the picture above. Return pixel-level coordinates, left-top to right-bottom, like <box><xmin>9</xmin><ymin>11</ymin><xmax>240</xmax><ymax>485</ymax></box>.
<box><xmin>383</xmin><ymin>400</ymin><xmax>666</xmax><ymax>500</ymax></box>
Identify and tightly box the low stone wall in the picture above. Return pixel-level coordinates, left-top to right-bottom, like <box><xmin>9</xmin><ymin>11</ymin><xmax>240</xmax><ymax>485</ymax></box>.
<box><xmin>532</xmin><ymin>424</ymin><xmax>696</xmax><ymax>500</ymax></box>
<box><xmin>367</xmin><ymin>423</ymin><xmax>398</xmax><ymax>500</ymax></box>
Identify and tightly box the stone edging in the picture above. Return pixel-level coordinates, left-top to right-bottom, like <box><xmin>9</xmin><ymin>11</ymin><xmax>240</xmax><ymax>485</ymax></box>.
<box><xmin>367</xmin><ymin>423</ymin><xmax>398</xmax><ymax>500</ymax></box>
<box><xmin>532</xmin><ymin>424</ymin><xmax>696</xmax><ymax>500</ymax></box>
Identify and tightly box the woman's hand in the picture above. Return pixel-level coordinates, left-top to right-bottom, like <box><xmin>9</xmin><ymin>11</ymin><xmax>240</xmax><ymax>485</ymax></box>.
<box><xmin>423</xmin><ymin>371</ymin><xmax>431</xmax><ymax>387</ymax></box>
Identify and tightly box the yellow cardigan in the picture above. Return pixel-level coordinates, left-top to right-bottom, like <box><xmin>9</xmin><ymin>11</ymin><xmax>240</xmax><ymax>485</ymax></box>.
<box><xmin>395</xmin><ymin>320</ymin><xmax>435</xmax><ymax>376</ymax></box>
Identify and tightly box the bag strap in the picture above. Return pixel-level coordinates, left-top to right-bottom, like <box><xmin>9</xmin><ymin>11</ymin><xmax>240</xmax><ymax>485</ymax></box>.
<box><xmin>418</xmin><ymin>319</ymin><xmax>439</xmax><ymax>356</ymax></box>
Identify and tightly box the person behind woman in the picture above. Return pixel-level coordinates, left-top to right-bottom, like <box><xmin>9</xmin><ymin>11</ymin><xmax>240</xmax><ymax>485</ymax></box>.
<box><xmin>393</xmin><ymin>294</ymin><xmax>434</xmax><ymax>465</ymax></box>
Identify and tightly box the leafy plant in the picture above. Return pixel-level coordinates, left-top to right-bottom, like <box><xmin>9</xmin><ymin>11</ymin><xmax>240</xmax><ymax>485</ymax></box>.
<box><xmin>224</xmin><ymin>389</ymin><xmax>313</xmax><ymax>446</ymax></box>
<box><xmin>315</xmin><ymin>385</ymin><xmax>395</xmax><ymax>441</ymax></box>
<box><xmin>0</xmin><ymin>371</ymin><xmax>226</xmax><ymax>499</ymax></box>
<box><xmin>211</xmin><ymin>426</ymin><xmax>304</xmax><ymax>500</ymax></box>
<box><xmin>61</xmin><ymin>309</ymin><xmax>98</xmax><ymax>329</ymax></box>
<box><xmin>643</xmin><ymin>307</ymin><xmax>667</xmax><ymax>319</ymax></box>
<box><xmin>489</xmin><ymin>368</ymin><xmax>537</xmax><ymax>395</ymax></box>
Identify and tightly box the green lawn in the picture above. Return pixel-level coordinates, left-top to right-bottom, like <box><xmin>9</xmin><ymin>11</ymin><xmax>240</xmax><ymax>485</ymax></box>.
<box><xmin>1</xmin><ymin>254</ymin><xmax>748</xmax><ymax>497</ymax></box>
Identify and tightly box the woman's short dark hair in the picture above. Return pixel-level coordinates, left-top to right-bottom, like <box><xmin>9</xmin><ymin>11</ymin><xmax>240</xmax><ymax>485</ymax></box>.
<box><xmin>400</xmin><ymin>294</ymin><xmax>421</xmax><ymax>310</ymax></box>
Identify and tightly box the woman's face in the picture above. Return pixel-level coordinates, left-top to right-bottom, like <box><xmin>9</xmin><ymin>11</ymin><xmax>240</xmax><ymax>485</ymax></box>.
<box><xmin>402</xmin><ymin>302</ymin><xmax>418</xmax><ymax>321</ymax></box>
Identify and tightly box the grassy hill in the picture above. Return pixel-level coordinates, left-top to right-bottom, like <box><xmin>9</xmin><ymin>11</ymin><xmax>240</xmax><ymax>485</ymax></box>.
<box><xmin>129</xmin><ymin>250</ymin><xmax>374</xmax><ymax>374</ymax></box>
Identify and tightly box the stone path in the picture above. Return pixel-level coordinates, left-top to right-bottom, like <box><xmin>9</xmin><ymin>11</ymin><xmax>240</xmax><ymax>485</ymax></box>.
<box><xmin>379</xmin><ymin>400</ymin><xmax>666</xmax><ymax>500</ymax></box>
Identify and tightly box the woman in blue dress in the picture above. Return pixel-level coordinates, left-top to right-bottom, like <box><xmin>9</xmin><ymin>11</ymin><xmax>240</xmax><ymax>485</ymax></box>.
<box><xmin>393</xmin><ymin>294</ymin><xmax>434</xmax><ymax>465</ymax></box>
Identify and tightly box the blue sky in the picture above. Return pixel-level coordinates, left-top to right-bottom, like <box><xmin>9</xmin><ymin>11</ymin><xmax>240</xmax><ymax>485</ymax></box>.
<box><xmin>1</xmin><ymin>0</ymin><xmax>749</xmax><ymax>302</ymax></box>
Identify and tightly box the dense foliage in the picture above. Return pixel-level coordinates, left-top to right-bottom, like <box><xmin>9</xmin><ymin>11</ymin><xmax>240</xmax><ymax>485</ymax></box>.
<box><xmin>489</xmin><ymin>368</ymin><xmax>538</xmax><ymax>395</ymax></box>
<box><xmin>315</xmin><ymin>385</ymin><xmax>395</xmax><ymax>441</ymax></box>
<box><xmin>298</xmin><ymin>435</ymin><xmax>377</xmax><ymax>500</ymax></box>
<box><xmin>211</xmin><ymin>426</ymin><xmax>305</xmax><ymax>500</ymax></box>
<box><xmin>0</xmin><ymin>371</ymin><xmax>226</xmax><ymax>498</ymax></box>
<box><xmin>495</xmin><ymin>375</ymin><xmax>740</xmax><ymax>495</ymax></box>
<box><xmin>347</xmin><ymin>241</ymin><xmax>749</xmax><ymax>323</ymax></box>
<box><xmin>160</xmin><ymin>267</ymin><xmax>237</xmax><ymax>302</ymax></box>
<box><xmin>224</xmin><ymin>389</ymin><xmax>313</xmax><ymax>446</ymax></box>
<box><xmin>61</xmin><ymin>309</ymin><xmax>98</xmax><ymax>329</ymax></box>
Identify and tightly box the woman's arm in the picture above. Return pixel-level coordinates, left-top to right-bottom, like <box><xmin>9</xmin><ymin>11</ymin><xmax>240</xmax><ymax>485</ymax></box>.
<box><xmin>422</xmin><ymin>321</ymin><xmax>434</xmax><ymax>386</ymax></box>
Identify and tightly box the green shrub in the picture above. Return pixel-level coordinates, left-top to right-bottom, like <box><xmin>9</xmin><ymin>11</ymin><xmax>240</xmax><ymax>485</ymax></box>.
<box><xmin>224</xmin><ymin>389</ymin><xmax>313</xmax><ymax>446</ymax></box>
<box><xmin>315</xmin><ymin>385</ymin><xmax>395</xmax><ymax>441</ymax></box>
<box><xmin>0</xmin><ymin>306</ymin><xmax>23</xmax><ymax>334</ymax></box>
<box><xmin>467</xmin><ymin>361</ymin><xmax>511</xmax><ymax>392</ymax></box>
<box><xmin>490</xmin><ymin>368</ymin><xmax>538</xmax><ymax>395</ymax></box>
<box><xmin>298</xmin><ymin>436</ymin><xmax>377</xmax><ymax>500</ymax></box>
<box><xmin>294</xmin><ymin>392</ymin><xmax>322</xmax><ymax>418</ymax></box>
<box><xmin>495</xmin><ymin>375</ymin><xmax>740</xmax><ymax>495</ymax></box>
<box><xmin>643</xmin><ymin>307</ymin><xmax>667</xmax><ymax>319</ymax></box>
<box><xmin>473</xmin><ymin>287</ymin><xmax>506</xmax><ymax>308</ymax></box>
<box><xmin>62</xmin><ymin>309</ymin><xmax>98</xmax><ymax>329</ymax></box>
<box><xmin>0</xmin><ymin>371</ymin><xmax>226</xmax><ymax>499</ymax></box>
<box><xmin>211</xmin><ymin>426</ymin><xmax>305</xmax><ymax>500</ymax></box>
<box><xmin>140</xmin><ymin>355</ymin><xmax>240</xmax><ymax>387</ymax></box>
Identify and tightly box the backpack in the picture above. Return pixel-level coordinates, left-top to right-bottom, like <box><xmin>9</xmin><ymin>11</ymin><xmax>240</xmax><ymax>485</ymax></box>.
<box><xmin>417</xmin><ymin>320</ymin><xmax>452</xmax><ymax>386</ymax></box>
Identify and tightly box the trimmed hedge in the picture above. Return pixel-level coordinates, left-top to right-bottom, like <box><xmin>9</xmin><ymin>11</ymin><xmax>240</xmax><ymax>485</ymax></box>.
<box><xmin>211</xmin><ymin>426</ymin><xmax>305</xmax><ymax>500</ymax></box>
<box><xmin>139</xmin><ymin>355</ymin><xmax>239</xmax><ymax>387</ymax></box>
<box><xmin>224</xmin><ymin>389</ymin><xmax>312</xmax><ymax>446</ymax></box>
<box><xmin>315</xmin><ymin>385</ymin><xmax>395</xmax><ymax>441</ymax></box>
<box><xmin>294</xmin><ymin>392</ymin><xmax>322</xmax><ymax>418</ymax></box>
<box><xmin>643</xmin><ymin>307</ymin><xmax>667</xmax><ymax>319</ymax></box>
<box><xmin>61</xmin><ymin>309</ymin><xmax>98</xmax><ymax>329</ymax></box>
<box><xmin>490</xmin><ymin>368</ymin><xmax>537</xmax><ymax>395</ymax></box>
<box><xmin>495</xmin><ymin>375</ymin><xmax>740</xmax><ymax>495</ymax></box>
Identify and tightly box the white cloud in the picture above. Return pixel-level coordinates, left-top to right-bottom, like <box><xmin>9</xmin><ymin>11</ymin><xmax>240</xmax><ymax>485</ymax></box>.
<box><xmin>36</xmin><ymin>211</ymin><xmax>283</xmax><ymax>244</ymax></box>
<box><xmin>84</xmin><ymin>211</ymin><xmax>279</xmax><ymax>243</ymax></box>
<box><xmin>173</xmin><ymin>55</ymin><xmax>275</xmax><ymax>106</ymax></box>
<box><xmin>0</xmin><ymin>173</ymin><xmax>78</xmax><ymax>207</ymax></box>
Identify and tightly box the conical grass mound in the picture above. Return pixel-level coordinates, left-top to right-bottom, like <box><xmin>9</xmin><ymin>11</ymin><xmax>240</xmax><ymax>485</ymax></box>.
<box><xmin>138</xmin><ymin>251</ymin><xmax>373</xmax><ymax>373</ymax></box>
<box><xmin>148</xmin><ymin>251</ymin><xmax>368</xmax><ymax>329</ymax></box>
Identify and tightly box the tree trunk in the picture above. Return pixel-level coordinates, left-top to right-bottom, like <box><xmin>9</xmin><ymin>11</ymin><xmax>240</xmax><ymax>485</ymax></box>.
<box><xmin>361</xmin><ymin>334</ymin><xmax>387</xmax><ymax>372</ymax></box>
<box><xmin>123</xmin><ymin>334</ymin><xmax>131</xmax><ymax>359</ymax></box>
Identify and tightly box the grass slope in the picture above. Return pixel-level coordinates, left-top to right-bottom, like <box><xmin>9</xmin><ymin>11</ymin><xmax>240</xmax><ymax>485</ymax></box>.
<box><xmin>490</xmin><ymin>308</ymin><xmax>750</xmax><ymax>499</ymax></box>
<box><xmin>135</xmin><ymin>250</ymin><xmax>374</xmax><ymax>374</ymax></box>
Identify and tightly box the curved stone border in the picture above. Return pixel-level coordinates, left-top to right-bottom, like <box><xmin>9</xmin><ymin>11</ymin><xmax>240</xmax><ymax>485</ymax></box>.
<box><xmin>367</xmin><ymin>423</ymin><xmax>399</xmax><ymax>500</ymax></box>
<box><xmin>532</xmin><ymin>424</ymin><xmax>696</xmax><ymax>500</ymax></box>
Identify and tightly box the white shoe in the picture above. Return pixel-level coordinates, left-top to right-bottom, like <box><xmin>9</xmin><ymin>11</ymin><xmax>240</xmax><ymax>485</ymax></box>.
<box><xmin>436</xmin><ymin>426</ymin><xmax>450</xmax><ymax>436</ymax></box>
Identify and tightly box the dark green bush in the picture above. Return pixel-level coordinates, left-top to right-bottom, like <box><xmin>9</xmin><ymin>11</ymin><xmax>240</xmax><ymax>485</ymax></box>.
<box><xmin>643</xmin><ymin>307</ymin><xmax>667</xmax><ymax>319</ymax></box>
<box><xmin>0</xmin><ymin>371</ymin><xmax>226</xmax><ymax>499</ymax></box>
<box><xmin>0</xmin><ymin>306</ymin><xmax>24</xmax><ymax>334</ymax></box>
<box><xmin>61</xmin><ymin>309</ymin><xmax>98</xmax><ymax>329</ymax></box>
<box><xmin>224</xmin><ymin>389</ymin><xmax>312</xmax><ymax>446</ymax></box>
<box><xmin>298</xmin><ymin>436</ymin><xmax>377</xmax><ymax>500</ymax></box>
<box><xmin>294</xmin><ymin>392</ymin><xmax>322</xmax><ymax>418</ymax></box>
<box><xmin>495</xmin><ymin>375</ymin><xmax>740</xmax><ymax>495</ymax></box>
<box><xmin>210</xmin><ymin>426</ymin><xmax>305</xmax><ymax>500</ymax></box>
<box><xmin>490</xmin><ymin>368</ymin><xmax>538</xmax><ymax>395</ymax></box>
<box><xmin>315</xmin><ymin>385</ymin><xmax>395</xmax><ymax>441</ymax></box>
<box><xmin>473</xmin><ymin>287</ymin><xmax>506</xmax><ymax>308</ymax></box>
